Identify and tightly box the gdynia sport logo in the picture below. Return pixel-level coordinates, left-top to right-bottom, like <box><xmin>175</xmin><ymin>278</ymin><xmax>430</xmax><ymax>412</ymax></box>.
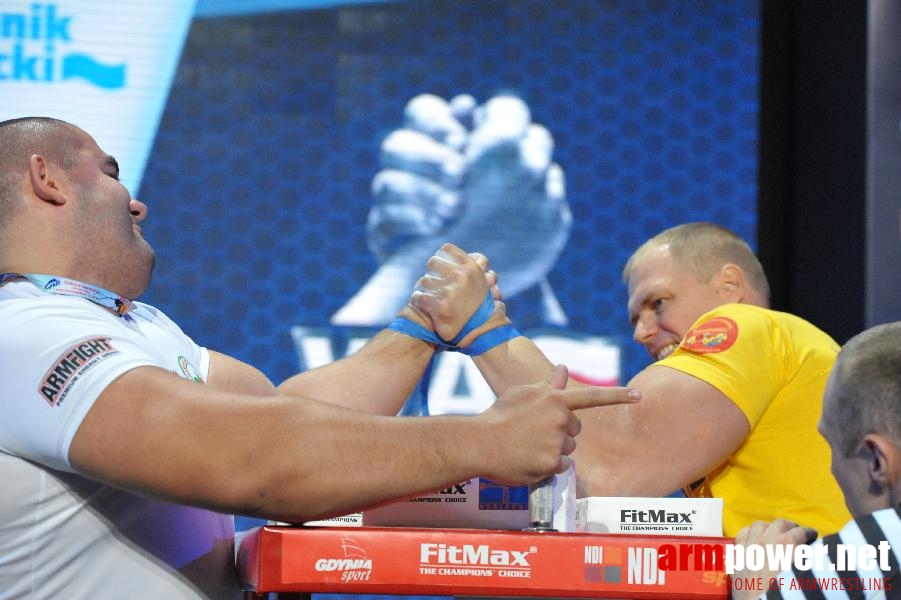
<box><xmin>1</xmin><ymin>3</ymin><xmax>125</xmax><ymax>89</ymax></box>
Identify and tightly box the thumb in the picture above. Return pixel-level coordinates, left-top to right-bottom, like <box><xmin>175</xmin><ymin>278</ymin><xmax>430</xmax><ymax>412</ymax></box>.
<box><xmin>552</xmin><ymin>364</ymin><xmax>569</xmax><ymax>390</ymax></box>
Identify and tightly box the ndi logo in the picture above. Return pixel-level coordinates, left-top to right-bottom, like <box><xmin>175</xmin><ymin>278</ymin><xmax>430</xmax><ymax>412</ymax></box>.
<box><xmin>0</xmin><ymin>3</ymin><xmax>125</xmax><ymax>88</ymax></box>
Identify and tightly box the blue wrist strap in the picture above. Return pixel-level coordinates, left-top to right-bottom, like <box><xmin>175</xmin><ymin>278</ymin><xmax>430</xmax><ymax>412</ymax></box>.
<box><xmin>387</xmin><ymin>317</ymin><xmax>457</xmax><ymax>351</ymax></box>
<box><xmin>458</xmin><ymin>324</ymin><xmax>521</xmax><ymax>356</ymax></box>
<box><xmin>388</xmin><ymin>292</ymin><xmax>521</xmax><ymax>356</ymax></box>
<box><xmin>450</xmin><ymin>291</ymin><xmax>496</xmax><ymax>345</ymax></box>
<box><xmin>388</xmin><ymin>296</ymin><xmax>521</xmax><ymax>416</ymax></box>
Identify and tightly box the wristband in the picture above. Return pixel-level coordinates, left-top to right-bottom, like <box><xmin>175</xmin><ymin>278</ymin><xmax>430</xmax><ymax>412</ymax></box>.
<box><xmin>450</xmin><ymin>291</ymin><xmax>496</xmax><ymax>345</ymax></box>
<box><xmin>458</xmin><ymin>324</ymin><xmax>521</xmax><ymax>356</ymax></box>
<box><xmin>387</xmin><ymin>317</ymin><xmax>456</xmax><ymax>351</ymax></box>
<box><xmin>388</xmin><ymin>291</ymin><xmax>519</xmax><ymax>356</ymax></box>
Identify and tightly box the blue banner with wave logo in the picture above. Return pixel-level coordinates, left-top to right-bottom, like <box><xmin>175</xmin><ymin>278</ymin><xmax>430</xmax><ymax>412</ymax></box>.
<box><xmin>62</xmin><ymin>54</ymin><xmax>125</xmax><ymax>89</ymax></box>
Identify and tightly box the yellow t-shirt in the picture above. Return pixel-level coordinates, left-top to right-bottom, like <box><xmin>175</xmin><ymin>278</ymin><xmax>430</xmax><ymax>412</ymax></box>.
<box><xmin>657</xmin><ymin>303</ymin><xmax>851</xmax><ymax>537</ymax></box>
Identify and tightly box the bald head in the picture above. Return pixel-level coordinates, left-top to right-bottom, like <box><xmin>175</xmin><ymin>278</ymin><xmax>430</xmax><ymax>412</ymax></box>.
<box><xmin>623</xmin><ymin>222</ymin><xmax>771</xmax><ymax>305</ymax></box>
<box><xmin>0</xmin><ymin>117</ymin><xmax>85</xmax><ymax>228</ymax></box>
<box><xmin>0</xmin><ymin>117</ymin><xmax>83</xmax><ymax>170</ymax></box>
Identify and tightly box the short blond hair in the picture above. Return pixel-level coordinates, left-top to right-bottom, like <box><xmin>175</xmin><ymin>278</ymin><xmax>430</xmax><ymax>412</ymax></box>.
<box><xmin>623</xmin><ymin>222</ymin><xmax>770</xmax><ymax>302</ymax></box>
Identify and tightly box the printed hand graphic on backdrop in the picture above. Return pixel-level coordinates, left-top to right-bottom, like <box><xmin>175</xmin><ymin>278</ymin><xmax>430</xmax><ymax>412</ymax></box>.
<box><xmin>331</xmin><ymin>93</ymin><xmax>572</xmax><ymax>327</ymax></box>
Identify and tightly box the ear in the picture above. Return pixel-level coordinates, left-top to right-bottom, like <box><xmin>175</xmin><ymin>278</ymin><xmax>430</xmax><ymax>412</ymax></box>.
<box><xmin>716</xmin><ymin>263</ymin><xmax>746</xmax><ymax>300</ymax></box>
<box><xmin>28</xmin><ymin>154</ymin><xmax>67</xmax><ymax>206</ymax></box>
<box><xmin>862</xmin><ymin>434</ymin><xmax>897</xmax><ymax>490</ymax></box>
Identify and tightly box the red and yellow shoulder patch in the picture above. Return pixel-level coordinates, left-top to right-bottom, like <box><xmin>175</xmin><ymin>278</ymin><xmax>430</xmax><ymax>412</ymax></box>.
<box><xmin>679</xmin><ymin>316</ymin><xmax>738</xmax><ymax>354</ymax></box>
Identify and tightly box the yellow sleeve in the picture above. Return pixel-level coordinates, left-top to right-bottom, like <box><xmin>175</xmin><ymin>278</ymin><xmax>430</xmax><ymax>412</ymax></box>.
<box><xmin>656</xmin><ymin>304</ymin><xmax>792</xmax><ymax>427</ymax></box>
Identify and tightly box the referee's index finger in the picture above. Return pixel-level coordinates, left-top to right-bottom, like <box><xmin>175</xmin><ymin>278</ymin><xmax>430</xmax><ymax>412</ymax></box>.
<box><xmin>561</xmin><ymin>386</ymin><xmax>641</xmax><ymax>411</ymax></box>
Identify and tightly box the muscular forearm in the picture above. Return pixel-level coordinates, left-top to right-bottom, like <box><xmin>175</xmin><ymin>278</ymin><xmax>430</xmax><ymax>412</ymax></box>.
<box><xmin>277</xmin><ymin>329</ymin><xmax>435</xmax><ymax>415</ymax></box>
<box><xmin>470</xmin><ymin>339</ymin><xmax>667</xmax><ymax>494</ymax></box>
<box><xmin>235</xmin><ymin>400</ymin><xmax>490</xmax><ymax>522</ymax></box>
<box><xmin>235</xmin><ymin>370</ymin><xmax>625</xmax><ymax>521</ymax></box>
<box><xmin>470</xmin><ymin>339</ymin><xmax>665</xmax><ymax>495</ymax></box>
<box><xmin>473</xmin><ymin>336</ymin><xmax>567</xmax><ymax>394</ymax></box>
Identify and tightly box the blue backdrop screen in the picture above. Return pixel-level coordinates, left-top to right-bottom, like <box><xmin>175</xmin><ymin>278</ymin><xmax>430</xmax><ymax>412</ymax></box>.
<box><xmin>139</xmin><ymin>0</ymin><xmax>759</xmax><ymax>410</ymax></box>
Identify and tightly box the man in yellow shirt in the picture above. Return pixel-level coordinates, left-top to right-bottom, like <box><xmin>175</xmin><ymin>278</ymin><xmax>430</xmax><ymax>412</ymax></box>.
<box><xmin>409</xmin><ymin>222</ymin><xmax>850</xmax><ymax>536</ymax></box>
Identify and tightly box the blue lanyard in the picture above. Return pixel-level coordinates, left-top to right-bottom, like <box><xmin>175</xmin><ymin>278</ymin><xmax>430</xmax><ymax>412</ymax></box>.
<box><xmin>0</xmin><ymin>273</ymin><xmax>134</xmax><ymax>316</ymax></box>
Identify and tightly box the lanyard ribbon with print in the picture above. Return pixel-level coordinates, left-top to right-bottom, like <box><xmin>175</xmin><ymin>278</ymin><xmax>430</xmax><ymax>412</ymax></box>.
<box><xmin>0</xmin><ymin>273</ymin><xmax>134</xmax><ymax>317</ymax></box>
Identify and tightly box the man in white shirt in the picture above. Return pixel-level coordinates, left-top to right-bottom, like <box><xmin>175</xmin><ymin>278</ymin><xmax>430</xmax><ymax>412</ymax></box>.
<box><xmin>0</xmin><ymin>116</ymin><xmax>635</xmax><ymax>599</ymax></box>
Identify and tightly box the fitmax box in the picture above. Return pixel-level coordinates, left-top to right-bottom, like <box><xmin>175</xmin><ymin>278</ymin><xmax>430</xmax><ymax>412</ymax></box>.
<box><xmin>361</xmin><ymin>478</ymin><xmax>530</xmax><ymax>529</ymax></box>
<box><xmin>575</xmin><ymin>496</ymin><xmax>723</xmax><ymax>536</ymax></box>
<box><xmin>305</xmin><ymin>469</ymin><xmax>577</xmax><ymax>531</ymax></box>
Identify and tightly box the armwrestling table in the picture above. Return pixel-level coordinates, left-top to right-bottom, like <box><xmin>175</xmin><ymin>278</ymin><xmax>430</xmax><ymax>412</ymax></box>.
<box><xmin>237</xmin><ymin>525</ymin><xmax>731</xmax><ymax>599</ymax></box>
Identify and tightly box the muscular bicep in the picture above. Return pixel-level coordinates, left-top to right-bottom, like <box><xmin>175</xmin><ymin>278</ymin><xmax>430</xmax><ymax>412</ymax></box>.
<box><xmin>206</xmin><ymin>350</ymin><xmax>278</xmax><ymax>396</ymax></box>
<box><xmin>573</xmin><ymin>365</ymin><xmax>750</xmax><ymax>496</ymax></box>
<box><xmin>68</xmin><ymin>365</ymin><xmax>274</xmax><ymax>513</ymax></box>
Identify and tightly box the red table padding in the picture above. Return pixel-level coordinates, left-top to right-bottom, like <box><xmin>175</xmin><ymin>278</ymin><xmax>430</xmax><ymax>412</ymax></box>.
<box><xmin>237</xmin><ymin>525</ymin><xmax>731</xmax><ymax>599</ymax></box>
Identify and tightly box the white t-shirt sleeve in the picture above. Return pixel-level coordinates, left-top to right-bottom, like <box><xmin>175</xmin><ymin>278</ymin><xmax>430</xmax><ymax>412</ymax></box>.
<box><xmin>0</xmin><ymin>299</ymin><xmax>205</xmax><ymax>472</ymax></box>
